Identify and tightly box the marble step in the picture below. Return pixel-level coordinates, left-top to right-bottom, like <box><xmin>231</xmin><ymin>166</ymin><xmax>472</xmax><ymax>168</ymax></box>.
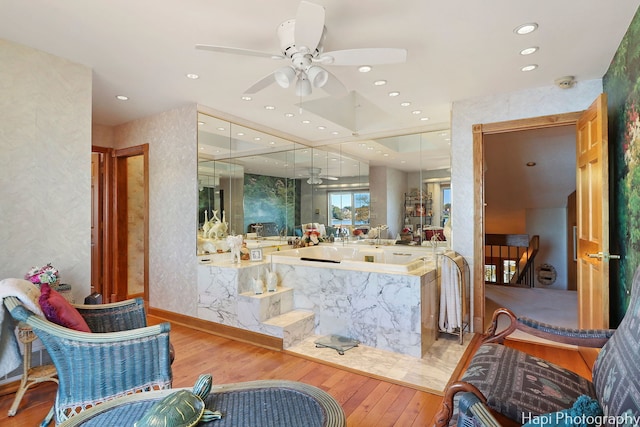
<box><xmin>262</xmin><ymin>309</ymin><xmax>316</xmax><ymax>349</ymax></box>
<box><xmin>238</xmin><ymin>286</ymin><xmax>294</xmax><ymax>322</ymax></box>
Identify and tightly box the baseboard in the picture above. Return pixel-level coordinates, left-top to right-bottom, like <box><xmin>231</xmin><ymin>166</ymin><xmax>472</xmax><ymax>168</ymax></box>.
<box><xmin>147</xmin><ymin>306</ymin><xmax>283</xmax><ymax>351</ymax></box>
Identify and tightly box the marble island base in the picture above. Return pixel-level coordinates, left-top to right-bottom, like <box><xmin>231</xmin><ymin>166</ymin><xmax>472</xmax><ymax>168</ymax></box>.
<box><xmin>197</xmin><ymin>257</ymin><xmax>438</xmax><ymax>358</ymax></box>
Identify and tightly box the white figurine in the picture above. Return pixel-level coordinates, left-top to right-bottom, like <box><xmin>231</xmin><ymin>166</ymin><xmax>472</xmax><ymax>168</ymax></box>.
<box><xmin>210</xmin><ymin>210</ymin><xmax>228</xmax><ymax>239</ymax></box>
<box><xmin>266</xmin><ymin>269</ymin><xmax>278</xmax><ymax>292</ymax></box>
<box><xmin>226</xmin><ymin>234</ymin><xmax>243</xmax><ymax>263</ymax></box>
<box><xmin>252</xmin><ymin>277</ymin><xmax>264</xmax><ymax>294</ymax></box>
<box><xmin>202</xmin><ymin>211</ymin><xmax>212</xmax><ymax>237</ymax></box>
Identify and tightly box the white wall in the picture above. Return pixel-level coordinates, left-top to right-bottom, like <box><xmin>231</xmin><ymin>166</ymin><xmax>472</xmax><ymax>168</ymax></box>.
<box><xmin>451</xmin><ymin>79</ymin><xmax>603</xmax><ymax>327</ymax></box>
<box><xmin>114</xmin><ymin>104</ymin><xmax>199</xmax><ymax>315</ymax></box>
<box><xmin>0</xmin><ymin>39</ymin><xmax>92</xmax><ymax>300</ymax></box>
<box><xmin>526</xmin><ymin>208</ymin><xmax>568</xmax><ymax>290</ymax></box>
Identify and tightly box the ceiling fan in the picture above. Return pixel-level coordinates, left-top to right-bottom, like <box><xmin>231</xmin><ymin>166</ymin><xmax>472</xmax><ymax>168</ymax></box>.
<box><xmin>195</xmin><ymin>1</ymin><xmax>407</xmax><ymax>97</ymax></box>
<box><xmin>306</xmin><ymin>167</ymin><xmax>338</xmax><ymax>185</ymax></box>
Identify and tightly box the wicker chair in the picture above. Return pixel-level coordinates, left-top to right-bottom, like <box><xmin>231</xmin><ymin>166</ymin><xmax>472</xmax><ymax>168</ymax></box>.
<box><xmin>435</xmin><ymin>265</ymin><xmax>640</xmax><ymax>427</ymax></box>
<box><xmin>4</xmin><ymin>296</ymin><xmax>173</xmax><ymax>427</ymax></box>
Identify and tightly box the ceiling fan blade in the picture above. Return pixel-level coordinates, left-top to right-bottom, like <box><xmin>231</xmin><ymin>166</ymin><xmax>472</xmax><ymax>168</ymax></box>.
<box><xmin>319</xmin><ymin>48</ymin><xmax>407</xmax><ymax>66</ymax></box>
<box><xmin>320</xmin><ymin>70</ymin><xmax>348</xmax><ymax>96</ymax></box>
<box><xmin>294</xmin><ymin>1</ymin><xmax>326</xmax><ymax>53</ymax></box>
<box><xmin>195</xmin><ymin>44</ymin><xmax>284</xmax><ymax>60</ymax></box>
<box><xmin>243</xmin><ymin>72</ymin><xmax>276</xmax><ymax>94</ymax></box>
<box><xmin>322</xmin><ymin>176</ymin><xmax>339</xmax><ymax>181</ymax></box>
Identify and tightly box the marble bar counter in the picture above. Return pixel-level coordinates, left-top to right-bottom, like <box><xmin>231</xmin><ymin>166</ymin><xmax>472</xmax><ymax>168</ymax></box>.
<box><xmin>196</xmin><ymin>244</ymin><xmax>438</xmax><ymax>358</ymax></box>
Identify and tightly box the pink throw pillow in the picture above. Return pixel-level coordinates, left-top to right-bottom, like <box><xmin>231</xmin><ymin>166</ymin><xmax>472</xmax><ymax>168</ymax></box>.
<box><xmin>38</xmin><ymin>283</ymin><xmax>91</xmax><ymax>332</ymax></box>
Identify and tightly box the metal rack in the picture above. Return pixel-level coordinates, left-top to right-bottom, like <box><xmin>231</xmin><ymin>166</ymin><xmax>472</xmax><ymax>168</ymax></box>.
<box><xmin>437</xmin><ymin>251</ymin><xmax>470</xmax><ymax>344</ymax></box>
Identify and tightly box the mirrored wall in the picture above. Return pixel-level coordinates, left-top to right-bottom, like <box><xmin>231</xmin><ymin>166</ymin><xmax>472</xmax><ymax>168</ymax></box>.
<box><xmin>197</xmin><ymin>111</ymin><xmax>451</xmax><ymax>254</ymax></box>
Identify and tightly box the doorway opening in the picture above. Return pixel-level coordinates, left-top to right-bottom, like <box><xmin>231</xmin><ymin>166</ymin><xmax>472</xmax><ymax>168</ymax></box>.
<box><xmin>472</xmin><ymin>112</ymin><xmax>582</xmax><ymax>334</ymax></box>
<box><xmin>113</xmin><ymin>144</ymin><xmax>149</xmax><ymax>302</ymax></box>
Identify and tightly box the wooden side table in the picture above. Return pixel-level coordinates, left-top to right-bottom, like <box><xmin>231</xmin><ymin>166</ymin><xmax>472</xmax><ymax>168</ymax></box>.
<box><xmin>7</xmin><ymin>323</ymin><xmax>58</xmax><ymax>417</ymax></box>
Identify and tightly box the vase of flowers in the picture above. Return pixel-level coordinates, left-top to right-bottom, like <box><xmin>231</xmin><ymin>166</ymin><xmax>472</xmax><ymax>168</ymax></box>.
<box><xmin>24</xmin><ymin>263</ymin><xmax>60</xmax><ymax>288</ymax></box>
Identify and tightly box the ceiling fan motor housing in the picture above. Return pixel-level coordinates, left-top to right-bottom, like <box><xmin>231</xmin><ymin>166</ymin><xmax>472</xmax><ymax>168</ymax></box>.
<box><xmin>278</xmin><ymin>19</ymin><xmax>324</xmax><ymax>58</ymax></box>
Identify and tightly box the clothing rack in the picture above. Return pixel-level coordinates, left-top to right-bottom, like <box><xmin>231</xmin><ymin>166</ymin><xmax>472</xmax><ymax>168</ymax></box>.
<box><xmin>437</xmin><ymin>251</ymin><xmax>470</xmax><ymax>344</ymax></box>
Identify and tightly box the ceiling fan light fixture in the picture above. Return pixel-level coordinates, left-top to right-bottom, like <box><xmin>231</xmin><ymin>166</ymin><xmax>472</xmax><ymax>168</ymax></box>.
<box><xmin>295</xmin><ymin>75</ymin><xmax>312</xmax><ymax>96</ymax></box>
<box><xmin>275</xmin><ymin>66</ymin><xmax>296</xmax><ymax>88</ymax></box>
<box><xmin>307</xmin><ymin>66</ymin><xmax>329</xmax><ymax>88</ymax></box>
<box><xmin>307</xmin><ymin>177</ymin><xmax>323</xmax><ymax>185</ymax></box>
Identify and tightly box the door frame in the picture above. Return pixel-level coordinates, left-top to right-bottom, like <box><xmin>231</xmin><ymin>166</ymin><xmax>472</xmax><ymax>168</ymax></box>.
<box><xmin>113</xmin><ymin>144</ymin><xmax>149</xmax><ymax>303</ymax></box>
<box><xmin>472</xmin><ymin>112</ymin><xmax>583</xmax><ymax>332</ymax></box>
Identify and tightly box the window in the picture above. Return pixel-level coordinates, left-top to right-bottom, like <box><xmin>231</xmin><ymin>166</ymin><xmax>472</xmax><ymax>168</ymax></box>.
<box><xmin>329</xmin><ymin>191</ymin><xmax>370</xmax><ymax>227</ymax></box>
<box><xmin>441</xmin><ymin>185</ymin><xmax>451</xmax><ymax>227</ymax></box>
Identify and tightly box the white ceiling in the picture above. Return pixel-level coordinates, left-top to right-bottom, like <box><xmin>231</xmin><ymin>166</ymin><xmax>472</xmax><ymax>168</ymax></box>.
<box><xmin>1</xmin><ymin>1</ymin><xmax>638</xmax><ymax>174</ymax></box>
<box><xmin>1</xmin><ymin>1</ymin><xmax>637</xmax><ymax>133</ymax></box>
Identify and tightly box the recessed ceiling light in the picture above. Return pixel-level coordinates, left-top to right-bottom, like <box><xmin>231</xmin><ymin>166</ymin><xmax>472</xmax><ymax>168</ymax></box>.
<box><xmin>331</xmin><ymin>131</ymin><xmax>339</xmax><ymax>135</ymax></box>
<box><xmin>526</xmin><ymin>162</ymin><xmax>537</xmax><ymax>167</ymax></box>
<box><xmin>115</xmin><ymin>95</ymin><xmax>129</xmax><ymax>101</ymax></box>
<box><xmin>264</xmin><ymin>105</ymin><xmax>275</xmax><ymax>110</ymax></box>
<box><xmin>217</xmin><ymin>127</ymin><xmax>225</xmax><ymax>131</ymax></box>
<box><xmin>411</xmin><ymin>110</ymin><xmax>422</xmax><ymax>115</ymax></box>
<box><xmin>420</xmin><ymin>117</ymin><xmax>430</xmax><ymax>121</ymax></box>
<box><xmin>254</xmin><ymin>137</ymin><xmax>261</xmax><ymax>141</ymax></box>
<box><xmin>269</xmin><ymin>141</ymin><xmax>276</xmax><ymax>145</ymax></box>
<box><xmin>186</xmin><ymin>73</ymin><xmax>199</xmax><ymax>79</ymax></box>
<box><xmin>514</xmin><ymin>23</ymin><xmax>538</xmax><ymax>35</ymax></box>
<box><xmin>383</xmin><ymin>153</ymin><xmax>389</xmax><ymax>157</ymax></box>
<box><xmin>388</xmin><ymin>91</ymin><xmax>400</xmax><ymax>97</ymax></box>
<box><xmin>241</xmin><ymin>96</ymin><xmax>252</xmax><ymax>101</ymax></box>
<box><xmin>521</xmin><ymin>64</ymin><xmax>538</xmax><ymax>72</ymax></box>
<box><xmin>358</xmin><ymin>65</ymin><xmax>372</xmax><ymax>73</ymax></box>
<box><xmin>400</xmin><ymin>102</ymin><xmax>411</xmax><ymax>107</ymax></box>
<box><xmin>317</xmin><ymin>126</ymin><xmax>326</xmax><ymax>130</ymax></box>
<box><xmin>197</xmin><ymin>121</ymin><xmax>205</xmax><ymax>126</ymax></box>
<box><xmin>302</xmin><ymin>120</ymin><xmax>311</xmax><ymax>124</ymax></box>
<box><xmin>284</xmin><ymin>113</ymin><xmax>294</xmax><ymax>118</ymax></box>
<box><xmin>373</xmin><ymin>80</ymin><xmax>387</xmax><ymax>86</ymax></box>
<box><xmin>236</xmin><ymin>132</ymin><xmax>245</xmax><ymax>136</ymax></box>
<box><xmin>520</xmin><ymin>46</ymin><xmax>539</xmax><ymax>55</ymax></box>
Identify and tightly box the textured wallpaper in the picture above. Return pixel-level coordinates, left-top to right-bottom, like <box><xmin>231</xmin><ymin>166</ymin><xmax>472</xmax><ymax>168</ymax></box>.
<box><xmin>0</xmin><ymin>39</ymin><xmax>92</xmax><ymax>300</ymax></box>
<box><xmin>114</xmin><ymin>104</ymin><xmax>199</xmax><ymax>315</ymax></box>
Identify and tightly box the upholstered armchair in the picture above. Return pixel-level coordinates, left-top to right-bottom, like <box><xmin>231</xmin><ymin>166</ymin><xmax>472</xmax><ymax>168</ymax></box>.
<box><xmin>435</xmin><ymin>266</ymin><xmax>640</xmax><ymax>427</ymax></box>
<box><xmin>4</xmin><ymin>296</ymin><xmax>173</xmax><ymax>426</ymax></box>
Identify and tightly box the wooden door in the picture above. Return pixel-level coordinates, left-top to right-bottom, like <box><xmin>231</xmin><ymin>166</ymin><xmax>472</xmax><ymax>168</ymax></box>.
<box><xmin>576</xmin><ymin>93</ymin><xmax>610</xmax><ymax>332</ymax></box>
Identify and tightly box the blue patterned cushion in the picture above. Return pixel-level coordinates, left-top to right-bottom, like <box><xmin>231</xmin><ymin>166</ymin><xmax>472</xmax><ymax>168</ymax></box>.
<box><xmin>461</xmin><ymin>344</ymin><xmax>596</xmax><ymax>424</ymax></box>
<box><xmin>591</xmin><ymin>267</ymin><xmax>640</xmax><ymax>423</ymax></box>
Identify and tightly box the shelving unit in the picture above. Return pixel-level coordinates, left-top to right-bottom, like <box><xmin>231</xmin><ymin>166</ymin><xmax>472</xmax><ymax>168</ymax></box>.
<box><xmin>403</xmin><ymin>192</ymin><xmax>433</xmax><ymax>243</ymax></box>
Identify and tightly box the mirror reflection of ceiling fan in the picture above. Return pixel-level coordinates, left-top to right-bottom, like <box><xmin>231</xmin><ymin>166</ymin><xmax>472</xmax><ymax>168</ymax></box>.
<box><xmin>196</xmin><ymin>1</ymin><xmax>407</xmax><ymax>97</ymax></box>
<box><xmin>306</xmin><ymin>167</ymin><xmax>338</xmax><ymax>185</ymax></box>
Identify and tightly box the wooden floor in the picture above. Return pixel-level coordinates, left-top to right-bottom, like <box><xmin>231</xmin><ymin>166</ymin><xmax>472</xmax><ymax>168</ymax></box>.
<box><xmin>0</xmin><ymin>318</ymin><xmax>592</xmax><ymax>427</ymax></box>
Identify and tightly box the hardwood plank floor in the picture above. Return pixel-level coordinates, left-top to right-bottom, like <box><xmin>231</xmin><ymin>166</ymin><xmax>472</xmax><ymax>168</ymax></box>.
<box><xmin>0</xmin><ymin>318</ymin><xmax>591</xmax><ymax>427</ymax></box>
